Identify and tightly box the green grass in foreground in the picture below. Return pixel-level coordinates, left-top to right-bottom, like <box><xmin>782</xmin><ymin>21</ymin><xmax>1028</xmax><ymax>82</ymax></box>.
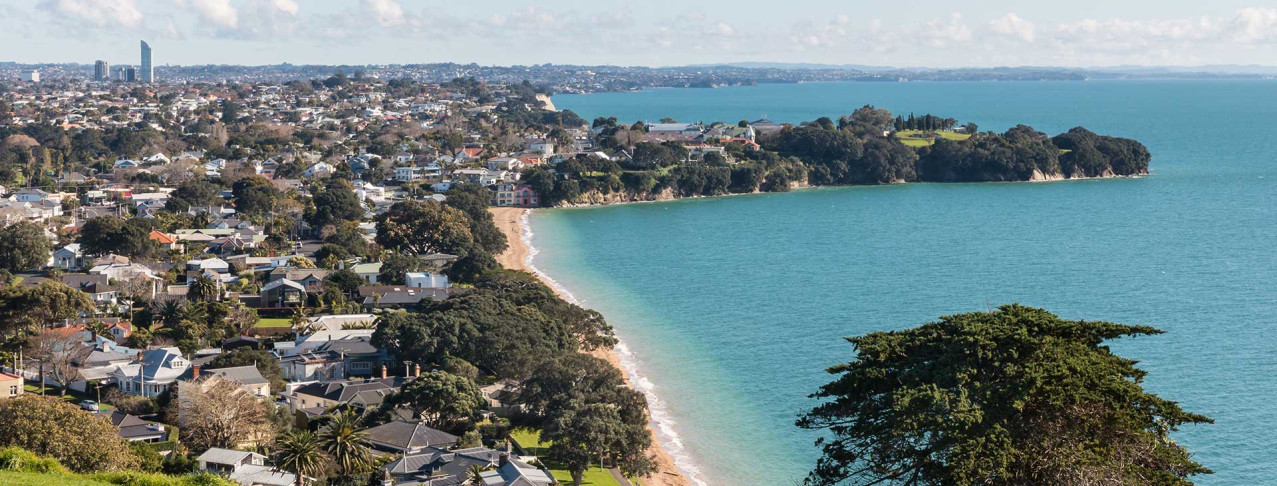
<box><xmin>510</xmin><ymin>428</ymin><xmax>621</xmax><ymax>486</ymax></box>
<box><xmin>23</xmin><ymin>384</ymin><xmax>114</xmax><ymax>411</ymax></box>
<box><xmin>897</xmin><ymin>129</ymin><xmax>971</xmax><ymax>147</ymax></box>
<box><xmin>254</xmin><ymin>317</ymin><xmax>293</xmax><ymax>328</ymax></box>
<box><xmin>0</xmin><ymin>471</ymin><xmax>110</xmax><ymax>486</ymax></box>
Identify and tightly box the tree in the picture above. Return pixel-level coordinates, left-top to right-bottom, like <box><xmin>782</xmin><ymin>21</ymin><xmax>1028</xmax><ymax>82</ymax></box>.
<box><xmin>0</xmin><ymin>281</ymin><xmax>95</xmax><ymax>346</ymax></box>
<box><xmin>544</xmin><ymin>402</ymin><xmax>629</xmax><ymax>486</ymax></box>
<box><xmin>273</xmin><ymin>430</ymin><xmax>327</xmax><ymax>486</ymax></box>
<box><xmin>0</xmin><ymin>221</ymin><xmax>50</xmax><ymax>272</ymax></box>
<box><xmin>318</xmin><ymin>410</ymin><xmax>372</xmax><ymax>477</ymax></box>
<box><xmin>797</xmin><ymin>305</ymin><xmax>1212</xmax><ymax>486</ymax></box>
<box><xmin>188</xmin><ymin>274</ymin><xmax>220</xmax><ymax>303</ymax></box>
<box><xmin>25</xmin><ymin>327</ymin><xmax>87</xmax><ymax>395</ymax></box>
<box><xmin>377</xmin><ymin>252</ymin><xmax>427</xmax><ymax>285</ymax></box>
<box><xmin>0</xmin><ymin>395</ymin><xmax>140</xmax><ymax>472</ymax></box>
<box><xmin>391</xmin><ymin>371</ymin><xmax>486</xmax><ymax>433</ymax></box>
<box><xmin>444</xmin><ymin>183</ymin><xmax>508</xmax><ymax>255</ymax></box>
<box><xmin>170</xmin><ymin>379</ymin><xmax>277</xmax><ymax>453</ymax></box>
<box><xmin>309</xmin><ymin>179</ymin><xmax>364</xmax><ymax>228</ymax></box>
<box><xmin>375</xmin><ymin>200</ymin><xmax>474</xmax><ymax>256</ymax></box>
<box><xmin>206</xmin><ymin>348</ymin><xmax>286</xmax><ymax>393</ymax></box>
<box><xmin>325</xmin><ymin>269</ymin><xmax>363</xmax><ymax>297</ymax></box>
<box><xmin>77</xmin><ymin>217</ymin><xmax>157</xmax><ymax>258</ymax></box>
<box><xmin>232</xmin><ymin>176</ymin><xmax>279</xmax><ymax>218</ymax></box>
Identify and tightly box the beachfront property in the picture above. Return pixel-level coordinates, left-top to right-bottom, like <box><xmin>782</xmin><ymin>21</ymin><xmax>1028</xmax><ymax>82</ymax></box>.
<box><xmin>491</xmin><ymin>184</ymin><xmax>540</xmax><ymax>208</ymax></box>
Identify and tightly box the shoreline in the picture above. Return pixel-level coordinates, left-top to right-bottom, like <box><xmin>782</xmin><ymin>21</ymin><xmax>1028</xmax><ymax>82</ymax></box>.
<box><xmin>489</xmin><ymin>207</ymin><xmax>696</xmax><ymax>486</ymax></box>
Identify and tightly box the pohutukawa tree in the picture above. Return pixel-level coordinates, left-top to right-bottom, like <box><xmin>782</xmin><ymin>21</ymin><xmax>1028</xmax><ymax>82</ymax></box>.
<box><xmin>797</xmin><ymin>304</ymin><xmax>1211</xmax><ymax>486</ymax></box>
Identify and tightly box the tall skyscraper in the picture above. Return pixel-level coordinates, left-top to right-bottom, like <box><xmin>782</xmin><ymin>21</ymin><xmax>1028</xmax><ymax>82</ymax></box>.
<box><xmin>94</xmin><ymin>60</ymin><xmax>110</xmax><ymax>81</ymax></box>
<box><xmin>140</xmin><ymin>40</ymin><xmax>153</xmax><ymax>83</ymax></box>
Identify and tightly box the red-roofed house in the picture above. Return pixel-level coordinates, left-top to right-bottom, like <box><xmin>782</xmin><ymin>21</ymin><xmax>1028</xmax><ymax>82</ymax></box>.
<box><xmin>149</xmin><ymin>230</ymin><xmax>183</xmax><ymax>251</ymax></box>
<box><xmin>0</xmin><ymin>373</ymin><xmax>22</xmax><ymax>399</ymax></box>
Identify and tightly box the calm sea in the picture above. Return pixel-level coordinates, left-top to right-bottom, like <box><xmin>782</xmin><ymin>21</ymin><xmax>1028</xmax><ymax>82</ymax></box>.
<box><xmin>530</xmin><ymin>81</ymin><xmax>1277</xmax><ymax>485</ymax></box>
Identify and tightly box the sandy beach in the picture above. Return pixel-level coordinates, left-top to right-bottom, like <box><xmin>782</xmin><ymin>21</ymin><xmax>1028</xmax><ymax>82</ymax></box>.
<box><xmin>489</xmin><ymin>207</ymin><xmax>691</xmax><ymax>486</ymax></box>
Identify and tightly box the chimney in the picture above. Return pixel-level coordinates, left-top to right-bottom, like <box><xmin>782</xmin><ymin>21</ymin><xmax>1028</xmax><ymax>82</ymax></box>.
<box><xmin>192</xmin><ymin>365</ymin><xmax>200</xmax><ymax>379</ymax></box>
<box><xmin>380</xmin><ymin>364</ymin><xmax>387</xmax><ymax>380</ymax></box>
<box><xmin>498</xmin><ymin>452</ymin><xmax>509</xmax><ymax>467</ymax></box>
<box><xmin>413</xmin><ymin>363</ymin><xmax>420</xmax><ymax>378</ymax></box>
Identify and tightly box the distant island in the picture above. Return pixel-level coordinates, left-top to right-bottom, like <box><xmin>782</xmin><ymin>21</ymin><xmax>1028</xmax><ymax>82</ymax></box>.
<box><xmin>523</xmin><ymin>106</ymin><xmax>1150</xmax><ymax>207</ymax></box>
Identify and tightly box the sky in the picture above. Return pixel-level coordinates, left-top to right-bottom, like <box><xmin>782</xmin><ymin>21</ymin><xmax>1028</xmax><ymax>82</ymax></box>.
<box><xmin>3</xmin><ymin>0</ymin><xmax>1277</xmax><ymax>68</ymax></box>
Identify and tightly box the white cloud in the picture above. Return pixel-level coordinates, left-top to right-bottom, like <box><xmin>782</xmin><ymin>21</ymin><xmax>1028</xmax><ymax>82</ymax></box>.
<box><xmin>715</xmin><ymin>22</ymin><xmax>734</xmax><ymax>36</ymax></box>
<box><xmin>920</xmin><ymin>13</ymin><xmax>972</xmax><ymax>47</ymax></box>
<box><xmin>363</xmin><ymin>0</ymin><xmax>405</xmax><ymax>27</ymax></box>
<box><xmin>1232</xmin><ymin>7</ymin><xmax>1277</xmax><ymax>43</ymax></box>
<box><xmin>989</xmin><ymin>13</ymin><xmax>1035</xmax><ymax>42</ymax></box>
<box><xmin>188</xmin><ymin>0</ymin><xmax>238</xmax><ymax>29</ymax></box>
<box><xmin>38</xmin><ymin>0</ymin><xmax>143</xmax><ymax>28</ymax></box>
<box><xmin>271</xmin><ymin>0</ymin><xmax>299</xmax><ymax>16</ymax></box>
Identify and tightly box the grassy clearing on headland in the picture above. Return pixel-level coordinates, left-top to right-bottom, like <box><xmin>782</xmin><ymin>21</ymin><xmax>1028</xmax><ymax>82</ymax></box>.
<box><xmin>896</xmin><ymin>129</ymin><xmax>971</xmax><ymax>147</ymax></box>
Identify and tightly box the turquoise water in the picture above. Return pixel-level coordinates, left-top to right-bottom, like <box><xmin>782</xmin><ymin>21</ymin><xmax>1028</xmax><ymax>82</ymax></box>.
<box><xmin>533</xmin><ymin>81</ymin><xmax>1277</xmax><ymax>485</ymax></box>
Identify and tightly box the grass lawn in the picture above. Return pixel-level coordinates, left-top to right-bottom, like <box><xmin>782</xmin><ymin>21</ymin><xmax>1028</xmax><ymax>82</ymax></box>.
<box><xmin>254</xmin><ymin>318</ymin><xmax>293</xmax><ymax>328</ymax></box>
<box><xmin>0</xmin><ymin>471</ymin><xmax>110</xmax><ymax>486</ymax></box>
<box><xmin>510</xmin><ymin>428</ymin><xmax>622</xmax><ymax>486</ymax></box>
<box><xmin>23</xmin><ymin>383</ymin><xmax>114</xmax><ymax>410</ymax></box>
<box><xmin>896</xmin><ymin>129</ymin><xmax>971</xmax><ymax>147</ymax></box>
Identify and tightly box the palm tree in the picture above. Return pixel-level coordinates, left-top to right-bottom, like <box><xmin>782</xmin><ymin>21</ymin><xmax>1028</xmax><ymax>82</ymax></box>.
<box><xmin>151</xmin><ymin>297</ymin><xmax>188</xmax><ymax>327</ymax></box>
<box><xmin>467</xmin><ymin>464</ymin><xmax>488</xmax><ymax>486</ymax></box>
<box><xmin>318</xmin><ymin>410</ymin><xmax>372</xmax><ymax>476</ymax></box>
<box><xmin>188</xmin><ymin>274</ymin><xmax>219</xmax><ymax>302</ymax></box>
<box><xmin>274</xmin><ymin>430</ymin><xmax>327</xmax><ymax>486</ymax></box>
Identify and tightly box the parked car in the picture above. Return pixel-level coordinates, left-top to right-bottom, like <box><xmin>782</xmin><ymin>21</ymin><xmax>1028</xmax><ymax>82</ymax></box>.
<box><xmin>79</xmin><ymin>400</ymin><xmax>99</xmax><ymax>411</ymax></box>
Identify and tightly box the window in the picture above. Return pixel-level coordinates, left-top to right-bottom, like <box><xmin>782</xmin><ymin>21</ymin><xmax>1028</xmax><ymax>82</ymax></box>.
<box><xmin>351</xmin><ymin>362</ymin><xmax>371</xmax><ymax>370</ymax></box>
<box><xmin>8</xmin><ymin>386</ymin><xmax>16</xmax><ymax>396</ymax></box>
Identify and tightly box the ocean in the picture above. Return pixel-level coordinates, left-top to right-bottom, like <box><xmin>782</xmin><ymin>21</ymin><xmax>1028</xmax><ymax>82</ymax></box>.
<box><xmin>530</xmin><ymin>80</ymin><xmax>1277</xmax><ymax>485</ymax></box>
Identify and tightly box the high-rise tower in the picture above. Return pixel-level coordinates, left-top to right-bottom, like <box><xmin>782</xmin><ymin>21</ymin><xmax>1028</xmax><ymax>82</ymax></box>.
<box><xmin>94</xmin><ymin>60</ymin><xmax>110</xmax><ymax>81</ymax></box>
<box><xmin>140</xmin><ymin>41</ymin><xmax>153</xmax><ymax>83</ymax></box>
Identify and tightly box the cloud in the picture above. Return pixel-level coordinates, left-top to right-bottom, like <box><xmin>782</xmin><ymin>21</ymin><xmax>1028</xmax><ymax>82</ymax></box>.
<box><xmin>1232</xmin><ymin>7</ymin><xmax>1277</xmax><ymax>43</ymax></box>
<box><xmin>187</xmin><ymin>0</ymin><xmax>239</xmax><ymax>29</ymax></box>
<box><xmin>38</xmin><ymin>0</ymin><xmax>143</xmax><ymax>28</ymax></box>
<box><xmin>989</xmin><ymin>13</ymin><xmax>1035</xmax><ymax>42</ymax></box>
<box><xmin>363</xmin><ymin>0</ymin><xmax>405</xmax><ymax>27</ymax></box>
<box><xmin>271</xmin><ymin>0</ymin><xmax>299</xmax><ymax>16</ymax></box>
<box><xmin>920</xmin><ymin>13</ymin><xmax>972</xmax><ymax>47</ymax></box>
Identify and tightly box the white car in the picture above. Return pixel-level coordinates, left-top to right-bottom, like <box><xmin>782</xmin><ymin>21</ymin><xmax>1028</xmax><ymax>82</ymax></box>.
<box><xmin>79</xmin><ymin>400</ymin><xmax>99</xmax><ymax>412</ymax></box>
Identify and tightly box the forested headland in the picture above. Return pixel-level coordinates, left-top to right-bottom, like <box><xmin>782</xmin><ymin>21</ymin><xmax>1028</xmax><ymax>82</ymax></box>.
<box><xmin>524</xmin><ymin>106</ymin><xmax>1150</xmax><ymax>207</ymax></box>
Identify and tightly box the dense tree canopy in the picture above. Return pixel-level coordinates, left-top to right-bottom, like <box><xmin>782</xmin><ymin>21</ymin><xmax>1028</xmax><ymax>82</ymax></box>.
<box><xmin>78</xmin><ymin>216</ymin><xmax>159</xmax><ymax>258</ymax></box>
<box><xmin>0</xmin><ymin>395</ymin><xmax>140</xmax><ymax>473</ymax></box>
<box><xmin>797</xmin><ymin>305</ymin><xmax>1211</xmax><ymax>486</ymax></box>
<box><xmin>231</xmin><ymin>176</ymin><xmax>279</xmax><ymax>218</ymax></box>
<box><xmin>387</xmin><ymin>371</ymin><xmax>486</xmax><ymax>434</ymax></box>
<box><xmin>375</xmin><ymin>200</ymin><xmax>473</xmax><ymax>256</ymax></box>
<box><xmin>0</xmin><ymin>221</ymin><xmax>51</xmax><ymax>273</ymax></box>
<box><xmin>309</xmin><ymin>179</ymin><xmax>365</xmax><ymax>228</ymax></box>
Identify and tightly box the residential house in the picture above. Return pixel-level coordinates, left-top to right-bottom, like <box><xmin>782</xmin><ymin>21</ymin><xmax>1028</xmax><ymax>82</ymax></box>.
<box><xmin>279</xmin><ymin>329</ymin><xmax>391</xmax><ymax>380</ymax></box>
<box><xmin>405</xmin><ymin>272</ymin><xmax>448</xmax><ymax>289</ymax></box>
<box><xmin>60</xmin><ymin>274</ymin><xmax>118</xmax><ymax>306</ymax></box>
<box><xmin>0</xmin><ymin>373</ymin><xmax>22</xmax><ymax>399</ymax></box>
<box><xmin>358</xmin><ymin>285</ymin><xmax>449</xmax><ymax>309</ymax></box>
<box><xmin>95</xmin><ymin>410</ymin><xmax>168</xmax><ymax>442</ymax></box>
<box><xmin>197</xmin><ymin>448</ymin><xmax>297</xmax><ymax>486</ymax></box>
<box><xmin>349</xmin><ymin>261</ymin><xmax>381</xmax><ymax>284</ymax></box>
<box><xmin>364</xmin><ymin>420</ymin><xmax>458</xmax><ymax>455</ymax></box>
<box><xmin>284</xmin><ymin>377</ymin><xmax>403</xmax><ymax>414</ymax></box>
<box><xmin>51</xmin><ymin>245</ymin><xmax>83</xmax><ymax>272</ymax></box>
<box><xmin>303</xmin><ymin>161</ymin><xmax>334</xmax><ymax>178</ymax></box>
<box><xmin>490</xmin><ymin>184</ymin><xmax>539</xmax><ymax>208</ymax></box>
<box><xmin>109</xmin><ymin>347</ymin><xmax>190</xmax><ymax>397</ymax></box>
<box><xmin>259</xmin><ymin>278</ymin><xmax>305</xmax><ymax>308</ymax></box>
<box><xmin>198</xmin><ymin>365</ymin><xmax>271</xmax><ymax>397</ymax></box>
<box><xmin>88</xmin><ymin>263</ymin><xmax>163</xmax><ymax>299</ymax></box>
<box><xmin>381</xmin><ymin>447</ymin><xmax>553</xmax><ymax>486</ymax></box>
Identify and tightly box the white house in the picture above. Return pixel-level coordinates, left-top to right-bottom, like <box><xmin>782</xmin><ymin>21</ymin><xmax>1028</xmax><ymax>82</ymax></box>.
<box><xmin>52</xmin><ymin>243</ymin><xmax>83</xmax><ymax>270</ymax></box>
<box><xmin>406</xmin><ymin>272</ymin><xmax>449</xmax><ymax>289</ymax></box>
<box><xmin>109</xmin><ymin>347</ymin><xmax>190</xmax><ymax>397</ymax></box>
<box><xmin>303</xmin><ymin>162</ymin><xmax>334</xmax><ymax>178</ymax></box>
<box><xmin>198</xmin><ymin>448</ymin><xmax>297</xmax><ymax>486</ymax></box>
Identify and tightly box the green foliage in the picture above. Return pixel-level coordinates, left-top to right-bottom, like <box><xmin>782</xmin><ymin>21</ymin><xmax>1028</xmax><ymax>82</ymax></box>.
<box><xmin>78</xmin><ymin>217</ymin><xmax>160</xmax><ymax>258</ymax></box>
<box><xmin>0</xmin><ymin>221</ymin><xmax>51</xmax><ymax>273</ymax></box>
<box><xmin>0</xmin><ymin>281</ymin><xmax>96</xmax><ymax>345</ymax></box>
<box><xmin>318</xmin><ymin>410</ymin><xmax>373</xmax><ymax>476</ymax></box>
<box><xmin>375</xmin><ymin>200</ymin><xmax>474</xmax><ymax>256</ymax></box>
<box><xmin>272</xmin><ymin>430</ymin><xmax>328</xmax><ymax>483</ymax></box>
<box><xmin>387</xmin><ymin>371</ymin><xmax>486</xmax><ymax>434</ymax></box>
<box><xmin>0</xmin><ymin>396</ymin><xmax>140</xmax><ymax>473</ymax></box>
<box><xmin>444</xmin><ymin>183</ymin><xmax>508</xmax><ymax>255</ymax></box>
<box><xmin>230</xmin><ymin>176</ymin><xmax>279</xmax><ymax>218</ymax></box>
<box><xmin>797</xmin><ymin>305</ymin><xmax>1212</xmax><ymax>486</ymax></box>
<box><xmin>309</xmin><ymin>179</ymin><xmax>365</xmax><ymax>228</ymax></box>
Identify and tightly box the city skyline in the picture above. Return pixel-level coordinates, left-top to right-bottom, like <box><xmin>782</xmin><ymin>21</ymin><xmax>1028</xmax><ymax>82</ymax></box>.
<box><xmin>2</xmin><ymin>1</ymin><xmax>1276</xmax><ymax>67</ymax></box>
